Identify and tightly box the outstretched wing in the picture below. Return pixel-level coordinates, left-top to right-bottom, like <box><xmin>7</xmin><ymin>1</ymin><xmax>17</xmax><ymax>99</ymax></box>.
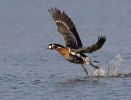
<box><xmin>48</xmin><ymin>8</ymin><xmax>83</xmax><ymax>49</ymax></box>
<box><xmin>73</xmin><ymin>36</ymin><xmax>106</xmax><ymax>53</ymax></box>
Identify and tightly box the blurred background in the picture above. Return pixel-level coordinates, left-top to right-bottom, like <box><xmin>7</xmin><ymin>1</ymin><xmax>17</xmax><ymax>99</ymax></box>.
<box><xmin>0</xmin><ymin>0</ymin><xmax>131</xmax><ymax>100</ymax></box>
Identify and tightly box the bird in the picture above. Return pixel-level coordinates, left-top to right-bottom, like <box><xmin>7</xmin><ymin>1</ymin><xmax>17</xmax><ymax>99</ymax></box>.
<box><xmin>47</xmin><ymin>8</ymin><xmax>106</xmax><ymax>76</ymax></box>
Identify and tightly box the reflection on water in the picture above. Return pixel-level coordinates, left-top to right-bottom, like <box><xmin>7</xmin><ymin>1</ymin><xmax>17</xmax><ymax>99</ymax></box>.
<box><xmin>57</xmin><ymin>77</ymin><xmax>100</xmax><ymax>85</ymax></box>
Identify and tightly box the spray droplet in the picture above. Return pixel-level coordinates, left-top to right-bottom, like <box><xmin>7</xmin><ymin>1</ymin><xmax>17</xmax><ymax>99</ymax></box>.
<box><xmin>92</xmin><ymin>68</ymin><xmax>105</xmax><ymax>77</ymax></box>
<box><xmin>107</xmin><ymin>54</ymin><xmax>122</xmax><ymax>76</ymax></box>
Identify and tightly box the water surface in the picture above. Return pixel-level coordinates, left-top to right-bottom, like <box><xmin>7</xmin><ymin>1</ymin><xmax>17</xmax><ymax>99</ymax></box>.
<box><xmin>0</xmin><ymin>0</ymin><xmax>131</xmax><ymax>100</ymax></box>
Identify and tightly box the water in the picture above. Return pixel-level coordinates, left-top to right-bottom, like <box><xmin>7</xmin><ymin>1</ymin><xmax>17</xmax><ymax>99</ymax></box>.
<box><xmin>107</xmin><ymin>54</ymin><xmax>122</xmax><ymax>76</ymax></box>
<box><xmin>0</xmin><ymin>0</ymin><xmax>131</xmax><ymax>100</ymax></box>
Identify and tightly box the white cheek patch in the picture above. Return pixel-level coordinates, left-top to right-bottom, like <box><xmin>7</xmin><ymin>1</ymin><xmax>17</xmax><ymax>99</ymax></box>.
<box><xmin>49</xmin><ymin>45</ymin><xmax>52</xmax><ymax>49</ymax></box>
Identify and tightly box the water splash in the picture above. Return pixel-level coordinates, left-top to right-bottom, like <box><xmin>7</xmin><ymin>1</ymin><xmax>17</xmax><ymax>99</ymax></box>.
<box><xmin>91</xmin><ymin>54</ymin><xmax>122</xmax><ymax>77</ymax></box>
<box><xmin>107</xmin><ymin>54</ymin><xmax>122</xmax><ymax>76</ymax></box>
<box><xmin>92</xmin><ymin>69</ymin><xmax>105</xmax><ymax>77</ymax></box>
<box><xmin>91</xmin><ymin>53</ymin><xmax>131</xmax><ymax>78</ymax></box>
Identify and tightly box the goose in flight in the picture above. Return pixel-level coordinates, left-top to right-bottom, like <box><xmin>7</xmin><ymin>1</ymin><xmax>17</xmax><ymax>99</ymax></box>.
<box><xmin>47</xmin><ymin>8</ymin><xmax>106</xmax><ymax>76</ymax></box>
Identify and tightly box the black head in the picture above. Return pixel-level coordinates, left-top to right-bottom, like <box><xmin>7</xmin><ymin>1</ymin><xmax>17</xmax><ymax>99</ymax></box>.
<box><xmin>47</xmin><ymin>44</ymin><xmax>65</xmax><ymax>50</ymax></box>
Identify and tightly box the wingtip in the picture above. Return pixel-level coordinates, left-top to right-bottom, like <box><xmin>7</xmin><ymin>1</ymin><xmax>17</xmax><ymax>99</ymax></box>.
<box><xmin>48</xmin><ymin>7</ymin><xmax>53</xmax><ymax>13</ymax></box>
<box><xmin>98</xmin><ymin>35</ymin><xmax>106</xmax><ymax>40</ymax></box>
<box><xmin>48</xmin><ymin>9</ymin><xmax>51</xmax><ymax>13</ymax></box>
<box><xmin>55</xmin><ymin>7</ymin><xmax>57</xmax><ymax>12</ymax></box>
